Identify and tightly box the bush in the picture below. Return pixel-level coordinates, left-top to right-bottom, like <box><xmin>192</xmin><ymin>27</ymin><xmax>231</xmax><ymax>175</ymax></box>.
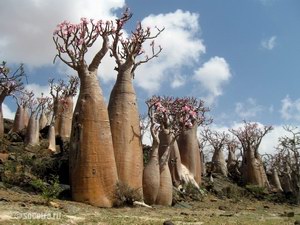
<box><xmin>30</xmin><ymin>175</ymin><xmax>62</xmax><ymax>203</ymax></box>
<box><xmin>222</xmin><ymin>185</ymin><xmax>246</xmax><ymax>201</ymax></box>
<box><xmin>1</xmin><ymin>160</ymin><xmax>33</xmax><ymax>186</ymax></box>
<box><xmin>183</xmin><ymin>182</ymin><xmax>206</xmax><ymax>201</ymax></box>
<box><xmin>113</xmin><ymin>182</ymin><xmax>142</xmax><ymax>207</ymax></box>
<box><xmin>245</xmin><ymin>184</ymin><xmax>267</xmax><ymax>199</ymax></box>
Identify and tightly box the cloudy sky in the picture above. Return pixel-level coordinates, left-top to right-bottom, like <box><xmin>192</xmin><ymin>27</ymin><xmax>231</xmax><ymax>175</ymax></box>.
<box><xmin>1</xmin><ymin>0</ymin><xmax>300</xmax><ymax>154</ymax></box>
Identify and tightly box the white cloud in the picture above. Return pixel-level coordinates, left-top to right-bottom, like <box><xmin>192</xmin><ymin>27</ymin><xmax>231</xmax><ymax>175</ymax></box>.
<box><xmin>235</xmin><ymin>98</ymin><xmax>264</xmax><ymax>119</ymax></box>
<box><xmin>259</xmin><ymin>125</ymin><xmax>289</xmax><ymax>154</ymax></box>
<box><xmin>280</xmin><ymin>95</ymin><xmax>300</xmax><ymax>121</ymax></box>
<box><xmin>171</xmin><ymin>74</ymin><xmax>186</xmax><ymax>89</ymax></box>
<box><xmin>261</xmin><ymin>36</ymin><xmax>277</xmax><ymax>50</ymax></box>
<box><xmin>3</xmin><ymin>103</ymin><xmax>15</xmax><ymax>119</ymax></box>
<box><xmin>193</xmin><ymin>56</ymin><xmax>231</xmax><ymax>105</ymax></box>
<box><xmin>134</xmin><ymin>10</ymin><xmax>206</xmax><ymax>93</ymax></box>
<box><xmin>0</xmin><ymin>0</ymin><xmax>125</xmax><ymax>67</ymax></box>
<box><xmin>25</xmin><ymin>83</ymin><xmax>50</xmax><ymax>98</ymax></box>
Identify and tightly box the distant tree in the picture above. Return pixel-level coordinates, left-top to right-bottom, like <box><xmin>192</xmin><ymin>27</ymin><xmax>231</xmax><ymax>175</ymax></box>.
<box><xmin>11</xmin><ymin>90</ymin><xmax>31</xmax><ymax>133</ymax></box>
<box><xmin>262</xmin><ymin>154</ymin><xmax>283</xmax><ymax>192</ymax></box>
<box><xmin>25</xmin><ymin>92</ymin><xmax>49</xmax><ymax>146</ymax></box>
<box><xmin>202</xmin><ymin>128</ymin><xmax>228</xmax><ymax>177</ymax></box>
<box><xmin>53</xmin><ymin>14</ymin><xmax>122</xmax><ymax>206</ymax></box>
<box><xmin>276</xmin><ymin>126</ymin><xmax>300</xmax><ymax>204</ymax></box>
<box><xmin>48</xmin><ymin>75</ymin><xmax>79</xmax><ymax>152</ymax></box>
<box><xmin>226</xmin><ymin>137</ymin><xmax>240</xmax><ymax>169</ymax></box>
<box><xmin>198</xmin><ymin>138</ymin><xmax>207</xmax><ymax>176</ymax></box>
<box><xmin>108</xmin><ymin>9</ymin><xmax>164</xmax><ymax>194</ymax></box>
<box><xmin>230</xmin><ymin>121</ymin><xmax>272</xmax><ymax>188</ymax></box>
<box><xmin>56</xmin><ymin>75</ymin><xmax>79</xmax><ymax>139</ymax></box>
<box><xmin>0</xmin><ymin>62</ymin><xmax>25</xmax><ymax>137</ymax></box>
<box><xmin>226</xmin><ymin>137</ymin><xmax>241</xmax><ymax>179</ymax></box>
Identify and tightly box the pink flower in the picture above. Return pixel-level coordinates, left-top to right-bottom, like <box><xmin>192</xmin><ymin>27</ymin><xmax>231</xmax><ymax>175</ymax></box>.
<box><xmin>182</xmin><ymin>105</ymin><xmax>190</xmax><ymax>112</ymax></box>
<box><xmin>189</xmin><ymin>111</ymin><xmax>197</xmax><ymax>118</ymax></box>
<box><xmin>155</xmin><ymin>102</ymin><xmax>162</xmax><ymax>107</ymax></box>
<box><xmin>77</xmin><ymin>38</ymin><xmax>84</xmax><ymax>45</ymax></box>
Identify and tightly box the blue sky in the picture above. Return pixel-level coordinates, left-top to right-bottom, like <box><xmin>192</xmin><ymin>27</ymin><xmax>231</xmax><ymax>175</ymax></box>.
<box><xmin>1</xmin><ymin>0</ymin><xmax>300</xmax><ymax>153</ymax></box>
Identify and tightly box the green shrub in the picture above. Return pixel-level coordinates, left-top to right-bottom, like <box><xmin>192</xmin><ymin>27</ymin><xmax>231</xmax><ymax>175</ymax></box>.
<box><xmin>30</xmin><ymin>175</ymin><xmax>62</xmax><ymax>203</ymax></box>
<box><xmin>245</xmin><ymin>184</ymin><xmax>267</xmax><ymax>199</ymax></box>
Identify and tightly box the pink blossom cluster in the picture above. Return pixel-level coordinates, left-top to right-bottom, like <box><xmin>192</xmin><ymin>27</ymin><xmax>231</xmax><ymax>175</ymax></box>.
<box><xmin>53</xmin><ymin>18</ymin><xmax>115</xmax><ymax>61</ymax></box>
<box><xmin>147</xmin><ymin>96</ymin><xmax>209</xmax><ymax>135</ymax></box>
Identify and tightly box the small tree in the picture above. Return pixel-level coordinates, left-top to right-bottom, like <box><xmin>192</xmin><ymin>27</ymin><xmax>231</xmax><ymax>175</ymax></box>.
<box><xmin>226</xmin><ymin>137</ymin><xmax>241</xmax><ymax>179</ymax></box>
<box><xmin>0</xmin><ymin>62</ymin><xmax>25</xmax><ymax>137</ymax></box>
<box><xmin>202</xmin><ymin>128</ymin><xmax>229</xmax><ymax>177</ymax></box>
<box><xmin>25</xmin><ymin>92</ymin><xmax>49</xmax><ymax>146</ymax></box>
<box><xmin>57</xmin><ymin>75</ymin><xmax>79</xmax><ymax>139</ymax></box>
<box><xmin>53</xmin><ymin>15</ymin><xmax>122</xmax><ymax>206</ymax></box>
<box><xmin>230</xmin><ymin>121</ymin><xmax>272</xmax><ymax>188</ymax></box>
<box><xmin>108</xmin><ymin>9</ymin><xmax>164</xmax><ymax>193</ymax></box>
<box><xmin>11</xmin><ymin>90</ymin><xmax>31</xmax><ymax>133</ymax></box>
<box><xmin>48</xmin><ymin>76</ymin><xmax>79</xmax><ymax>151</ymax></box>
<box><xmin>262</xmin><ymin>154</ymin><xmax>283</xmax><ymax>192</ymax></box>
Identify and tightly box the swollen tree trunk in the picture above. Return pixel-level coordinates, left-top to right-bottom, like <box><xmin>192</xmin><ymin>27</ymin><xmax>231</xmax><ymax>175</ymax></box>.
<box><xmin>54</xmin><ymin>100</ymin><xmax>62</xmax><ymax>136</ymax></box>
<box><xmin>159</xmin><ymin>129</ymin><xmax>183</xmax><ymax>187</ymax></box>
<box><xmin>143</xmin><ymin>131</ymin><xmax>160</xmax><ymax>205</ymax></box>
<box><xmin>200</xmin><ymin>149</ymin><xmax>206</xmax><ymax>176</ymax></box>
<box><xmin>58</xmin><ymin>96</ymin><xmax>74</xmax><ymax>138</ymax></box>
<box><xmin>211</xmin><ymin>149</ymin><xmax>228</xmax><ymax>177</ymax></box>
<box><xmin>69</xmin><ymin>68</ymin><xmax>118</xmax><ymax>207</ymax></box>
<box><xmin>108</xmin><ymin>66</ymin><xmax>143</xmax><ymax>193</ymax></box>
<box><xmin>39</xmin><ymin>111</ymin><xmax>48</xmax><ymax>131</ymax></box>
<box><xmin>155</xmin><ymin>128</ymin><xmax>173</xmax><ymax>206</ymax></box>
<box><xmin>227</xmin><ymin>148</ymin><xmax>237</xmax><ymax>168</ymax></box>
<box><xmin>242</xmin><ymin>147</ymin><xmax>269</xmax><ymax>188</ymax></box>
<box><xmin>0</xmin><ymin>104</ymin><xmax>3</xmax><ymax>138</ymax></box>
<box><xmin>48</xmin><ymin>124</ymin><xmax>56</xmax><ymax>152</ymax></box>
<box><xmin>177</xmin><ymin>124</ymin><xmax>201</xmax><ymax>185</ymax></box>
<box><xmin>271</xmin><ymin>168</ymin><xmax>283</xmax><ymax>192</ymax></box>
<box><xmin>169</xmin><ymin>139</ymin><xmax>183</xmax><ymax>187</ymax></box>
<box><xmin>25</xmin><ymin>113</ymin><xmax>39</xmax><ymax>146</ymax></box>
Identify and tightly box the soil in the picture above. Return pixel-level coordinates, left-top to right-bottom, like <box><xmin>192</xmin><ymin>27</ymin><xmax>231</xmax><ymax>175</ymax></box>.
<box><xmin>0</xmin><ymin>183</ymin><xmax>299</xmax><ymax>225</ymax></box>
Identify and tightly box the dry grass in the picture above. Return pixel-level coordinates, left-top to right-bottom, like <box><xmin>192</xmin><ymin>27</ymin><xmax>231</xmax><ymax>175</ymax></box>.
<box><xmin>0</xmin><ymin>185</ymin><xmax>299</xmax><ymax>225</ymax></box>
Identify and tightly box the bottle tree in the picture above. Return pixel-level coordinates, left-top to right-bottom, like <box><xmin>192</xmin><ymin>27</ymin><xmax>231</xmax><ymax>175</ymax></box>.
<box><xmin>202</xmin><ymin>129</ymin><xmax>229</xmax><ymax>177</ymax></box>
<box><xmin>57</xmin><ymin>75</ymin><xmax>79</xmax><ymax>139</ymax></box>
<box><xmin>143</xmin><ymin>96</ymin><xmax>207</xmax><ymax>205</ymax></box>
<box><xmin>48</xmin><ymin>76</ymin><xmax>79</xmax><ymax>152</ymax></box>
<box><xmin>276</xmin><ymin>126</ymin><xmax>300</xmax><ymax>203</ymax></box>
<box><xmin>53</xmin><ymin>15</ymin><xmax>124</xmax><ymax>207</ymax></box>
<box><xmin>230</xmin><ymin>121</ymin><xmax>272</xmax><ymax>188</ymax></box>
<box><xmin>108</xmin><ymin>9</ymin><xmax>164</xmax><ymax>193</ymax></box>
<box><xmin>0</xmin><ymin>62</ymin><xmax>25</xmax><ymax>138</ymax></box>
<box><xmin>11</xmin><ymin>90</ymin><xmax>31</xmax><ymax>133</ymax></box>
<box><xmin>177</xmin><ymin>99</ymin><xmax>211</xmax><ymax>185</ymax></box>
<box><xmin>25</xmin><ymin>92</ymin><xmax>49</xmax><ymax>146</ymax></box>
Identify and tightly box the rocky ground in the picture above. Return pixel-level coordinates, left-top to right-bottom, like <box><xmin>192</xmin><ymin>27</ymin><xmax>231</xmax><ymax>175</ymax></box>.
<box><xmin>0</xmin><ymin>183</ymin><xmax>300</xmax><ymax>225</ymax></box>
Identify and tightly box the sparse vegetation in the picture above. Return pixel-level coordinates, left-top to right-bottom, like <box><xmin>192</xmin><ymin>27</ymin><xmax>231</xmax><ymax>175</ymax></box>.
<box><xmin>30</xmin><ymin>175</ymin><xmax>62</xmax><ymax>204</ymax></box>
<box><xmin>113</xmin><ymin>182</ymin><xmax>143</xmax><ymax>207</ymax></box>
